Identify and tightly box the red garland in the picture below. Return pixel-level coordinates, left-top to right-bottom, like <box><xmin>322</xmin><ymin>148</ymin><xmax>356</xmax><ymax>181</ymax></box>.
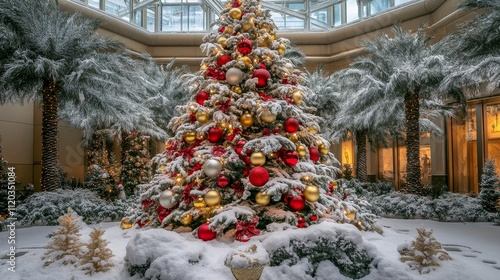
<box><xmin>234</xmin><ymin>216</ymin><xmax>261</xmax><ymax>242</ymax></box>
<box><xmin>212</xmin><ymin>146</ymin><xmax>227</xmax><ymax>157</ymax></box>
<box><xmin>216</xmin><ymin>99</ymin><xmax>232</xmax><ymax>113</ymax></box>
<box><xmin>141</xmin><ymin>199</ymin><xmax>154</xmax><ymax>210</ymax></box>
<box><xmin>157</xmin><ymin>205</ymin><xmax>171</xmax><ymax>223</ymax></box>
<box><xmin>259</xmin><ymin>92</ymin><xmax>274</xmax><ymax>101</ymax></box>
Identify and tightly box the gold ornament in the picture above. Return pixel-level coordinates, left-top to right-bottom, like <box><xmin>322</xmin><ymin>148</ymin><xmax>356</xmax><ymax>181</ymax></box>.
<box><xmin>260</xmin><ymin>23</ymin><xmax>271</xmax><ymax>32</ymax></box>
<box><xmin>196</xmin><ymin>132</ymin><xmax>205</xmax><ymax>140</ymax></box>
<box><xmin>223</xmin><ymin>26</ymin><xmax>233</xmax><ymax>34</ymax></box>
<box><xmin>194</xmin><ymin>197</ymin><xmax>206</xmax><ymax>208</ymax></box>
<box><xmin>277</xmin><ymin>43</ymin><xmax>286</xmax><ymax>55</ymax></box>
<box><xmin>330</xmin><ymin>181</ymin><xmax>338</xmax><ymax>190</ymax></box>
<box><xmin>307</xmin><ymin>126</ymin><xmax>319</xmax><ymax>134</ymax></box>
<box><xmin>319</xmin><ymin>146</ymin><xmax>329</xmax><ymax>155</ymax></box>
<box><xmin>270</xmin><ymin>33</ymin><xmax>276</xmax><ymax>40</ymax></box>
<box><xmin>303</xmin><ymin>185</ymin><xmax>320</xmax><ymax>202</ymax></box>
<box><xmin>260</xmin><ymin>111</ymin><xmax>277</xmax><ymax>123</ymax></box>
<box><xmin>174</xmin><ymin>174</ymin><xmax>185</xmax><ymax>186</ymax></box>
<box><xmin>180</xmin><ymin>214</ymin><xmax>193</xmax><ymax>225</ymax></box>
<box><xmin>241</xmin><ymin>18</ymin><xmax>255</xmax><ymax>32</ymax></box>
<box><xmin>120</xmin><ymin>217</ymin><xmax>133</xmax><ymax>230</ymax></box>
<box><xmin>255</xmin><ymin>191</ymin><xmax>271</xmax><ymax>206</ymax></box>
<box><xmin>238</xmin><ymin>56</ymin><xmax>252</xmax><ymax>67</ymax></box>
<box><xmin>240</xmin><ymin>112</ymin><xmax>254</xmax><ymax>127</ymax></box>
<box><xmin>217</xmin><ymin>37</ymin><xmax>227</xmax><ymax>48</ymax></box>
<box><xmin>196</xmin><ymin>111</ymin><xmax>210</xmax><ymax>123</ymax></box>
<box><xmin>232</xmin><ymin>86</ymin><xmax>242</xmax><ymax>94</ymax></box>
<box><xmin>344</xmin><ymin>210</ymin><xmax>356</xmax><ymax>220</ymax></box>
<box><xmin>289</xmin><ymin>133</ymin><xmax>299</xmax><ymax>143</ymax></box>
<box><xmin>250</xmin><ymin>152</ymin><xmax>266</xmax><ymax>166</ymax></box>
<box><xmin>291</xmin><ymin>91</ymin><xmax>303</xmax><ymax>105</ymax></box>
<box><xmin>184</xmin><ymin>131</ymin><xmax>196</xmax><ymax>143</ymax></box>
<box><xmin>204</xmin><ymin>190</ymin><xmax>222</xmax><ymax>207</ymax></box>
<box><xmin>297</xmin><ymin>145</ymin><xmax>307</xmax><ymax>157</ymax></box>
<box><xmin>258</xmin><ymin>33</ymin><xmax>272</xmax><ymax>48</ymax></box>
<box><xmin>229</xmin><ymin>8</ymin><xmax>242</xmax><ymax>20</ymax></box>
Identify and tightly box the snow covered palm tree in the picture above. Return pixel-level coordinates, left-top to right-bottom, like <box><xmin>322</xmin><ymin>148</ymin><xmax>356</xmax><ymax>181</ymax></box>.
<box><xmin>0</xmin><ymin>0</ymin><xmax>152</xmax><ymax>190</ymax></box>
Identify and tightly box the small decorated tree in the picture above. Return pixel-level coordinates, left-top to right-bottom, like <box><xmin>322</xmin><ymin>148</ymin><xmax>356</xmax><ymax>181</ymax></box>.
<box><xmin>80</xmin><ymin>228</ymin><xmax>114</xmax><ymax>275</ymax></box>
<box><xmin>42</xmin><ymin>208</ymin><xmax>84</xmax><ymax>267</ymax></box>
<box><xmin>479</xmin><ymin>159</ymin><xmax>500</xmax><ymax>212</ymax></box>
<box><xmin>120</xmin><ymin>132</ymin><xmax>152</xmax><ymax>196</ymax></box>
<box><xmin>399</xmin><ymin>227</ymin><xmax>451</xmax><ymax>274</ymax></box>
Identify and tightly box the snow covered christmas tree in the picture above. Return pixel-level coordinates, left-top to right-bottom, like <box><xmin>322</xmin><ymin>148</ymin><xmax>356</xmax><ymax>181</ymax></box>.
<box><xmin>129</xmin><ymin>0</ymin><xmax>375</xmax><ymax>241</ymax></box>
<box><xmin>479</xmin><ymin>159</ymin><xmax>500</xmax><ymax>212</ymax></box>
<box><xmin>120</xmin><ymin>131</ymin><xmax>152</xmax><ymax>196</ymax></box>
<box><xmin>81</xmin><ymin>228</ymin><xmax>114</xmax><ymax>275</ymax></box>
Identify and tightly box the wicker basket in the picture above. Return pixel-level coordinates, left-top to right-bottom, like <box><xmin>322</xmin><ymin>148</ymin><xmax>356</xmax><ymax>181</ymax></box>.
<box><xmin>227</xmin><ymin>264</ymin><xmax>267</xmax><ymax>280</ymax></box>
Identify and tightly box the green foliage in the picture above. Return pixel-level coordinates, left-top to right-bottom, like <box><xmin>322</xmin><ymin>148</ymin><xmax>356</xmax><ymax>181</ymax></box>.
<box><xmin>127</xmin><ymin>259</ymin><xmax>152</xmax><ymax>278</ymax></box>
<box><xmin>479</xmin><ymin>159</ymin><xmax>500</xmax><ymax>212</ymax></box>
<box><xmin>269</xmin><ymin>236</ymin><xmax>372</xmax><ymax>279</ymax></box>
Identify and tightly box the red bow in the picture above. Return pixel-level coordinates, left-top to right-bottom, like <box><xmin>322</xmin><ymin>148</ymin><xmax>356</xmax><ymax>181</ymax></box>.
<box><xmin>259</xmin><ymin>92</ymin><xmax>274</xmax><ymax>101</ymax></box>
<box><xmin>234</xmin><ymin>216</ymin><xmax>261</xmax><ymax>242</ymax></box>
<box><xmin>216</xmin><ymin>99</ymin><xmax>232</xmax><ymax>113</ymax></box>
<box><xmin>188</xmin><ymin>162</ymin><xmax>202</xmax><ymax>175</ymax></box>
<box><xmin>212</xmin><ymin>146</ymin><xmax>227</xmax><ymax>157</ymax></box>
<box><xmin>176</xmin><ymin>143</ymin><xmax>198</xmax><ymax>161</ymax></box>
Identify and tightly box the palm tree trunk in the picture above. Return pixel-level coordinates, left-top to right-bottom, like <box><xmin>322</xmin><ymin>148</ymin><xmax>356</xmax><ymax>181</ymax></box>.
<box><xmin>404</xmin><ymin>89</ymin><xmax>421</xmax><ymax>194</ymax></box>
<box><xmin>41</xmin><ymin>78</ymin><xmax>61</xmax><ymax>191</ymax></box>
<box><xmin>355</xmin><ymin>130</ymin><xmax>367</xmax><ymax>182</ymax></box>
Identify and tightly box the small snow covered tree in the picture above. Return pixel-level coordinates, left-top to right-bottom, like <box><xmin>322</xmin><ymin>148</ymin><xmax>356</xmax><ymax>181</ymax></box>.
<box><xmin>120</xmin><ymin>132</ymin><xmax>152</xmax><ymax>196</ymax></box>
<box><xmin>81</xmin><ymin>227</ymin><xmax>114</xmax><ymax>275</ymax></box>
<box><xmin>42</xmin><ymin>208</ymin><xmax>84</xmax><ymax>267</ymax></box>
<box><xmin>479</xmin><ymin>159</ymin><xmax>500</xmax><ymax>212</ymax></box>
<box><xmin>399</xmin><ymin>227</ymin><xmax>451</xmax><ymax>274</ymax></box>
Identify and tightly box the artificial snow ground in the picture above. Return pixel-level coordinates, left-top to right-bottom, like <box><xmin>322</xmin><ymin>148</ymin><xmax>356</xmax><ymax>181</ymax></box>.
<box><xmin>1</xmin><ymin>218</ymin><xmax>499</xmax><ymax>280</ymax></box>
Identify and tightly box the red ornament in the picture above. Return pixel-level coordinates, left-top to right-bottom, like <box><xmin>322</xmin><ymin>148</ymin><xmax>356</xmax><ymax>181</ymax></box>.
<box><xmin>262</xmin><ymin>128</ymin><xmax>271</xmax><ymax>136</ymax></box>
<box><xmin>141</xmin><ymin>199</ymin><xmax>153</xmax><ymax>210</ymax></box>
<box><xmin>252</xmin><ymin>69</ymin><xmax>271</xmax><ymax>88</ymax></box>
<box><xmin>309</xmin><ymin>147</ymin><xmax>320</xmax><ymax>162</ymax></box>
<box><xmin>189</xmin><ymin>113</ymin><xmax>197</xmax><ymax>123</ymax></box>
<box><xmin>234</xmin><ymin>216</ymin><xmax>261</xmax><ymax>242</ymax></box>
<box><xmin>217</xmin><ymin>55</ymin><xmax>232</xmax><ymax>67</ymax></box>
<box><xmin>198</xmin><ymin>223</ymin><xmax>217</xmax><ymax>241</ymax></box>
<box><xmin>217</xmin><ymin>174</ymin><xmax>230</xmax><ymax>188</ymax></box>
<box><xmin>137</xmin><ymin>219</ymin><xmax>148</xmax><ymax>228</ymax></box>
<box><xmin>157</xmin><ymin>205</ymin><xmax>170</xmax><ymax>223</ymax></box>
<box><xmin>310</xmin><ymin>215</ymin><xmax>318</xmax><ymax>221</ymax></box>
<box><xmin>283</xmin><ymin>150</ymin><xmax>299</xmax><ymax>166</ymax></box>
<box><xmin>231</xmin><ymin>0</ymin><xmax>242</xmax><ymax>8</ymax></box>
<box><xmin>195</xmin><ymin>91</ymin><xmax>210</xmax><ymax>105</ymax></box>
<box><xmin>208</xmin><ymin>127</ymin><xmax>224</xmax><ymax>143</ymax></box>
<box><xmin>235</xmin><ymin>140</ymin><xmax>246</xmax><ymax>155</ymax></box>
<box><xmin>288</xmin><ymin>195</ymin><xmax>305</xmax><ymax>211</ymax></box>
<box><xmin>218</xmin><ymin>71</ymin><xmax>226</xmax><ymax>80</ymax></box>
<box><xmin>237</xmin><ymin>38</ymin><xmax>253</xmax><ymax>55</ymax></box>
<box><xmin>281</xmin><ymin>78</ymin><xmax>296</xmax><ymax>85</ymax></box>
<box><xmin>249</xmin><ymin>167</ymin><xmax>269</xmax><ymax>187</ymax></box>
<box><xmin>297</xmin><ymin>216</ymin><xmax>306</xmax><ymax>228</ymax></box>
<box><xmin>259</xmin><ymin>63</ymin><xmax>267</xmax><ymax>69</ymax></box>
<box><xmin>218</xmin><ymin>26</ymin><xmax>225</xmax><ymax>33</ymax></box>
<box><xmin>284</xmin><ymin>118</ymin><xmax>299</xmax><ymax>133</ymax></box>
<box><xmin>205</xmin><ymin>66</ymin><xmax>219</xmax><ymax>79</ymax></box>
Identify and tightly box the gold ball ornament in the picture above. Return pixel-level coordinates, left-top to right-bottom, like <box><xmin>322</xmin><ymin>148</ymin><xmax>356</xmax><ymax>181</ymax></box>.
<box><xmin>229</xmin><ymin>8</ymin><xmax>242</xmax><ymax>20</ymax></box>
<box><xmin>297</xmin><ymin>145</ymin><xmax>307</xmax><ymax>157</ymax></box>
<box><xmin>223</xmin><ymin>26</ymin><xmax>233</xmax><ymax>34</ymax></box>
<box><xmin>260</xmin><ymin>23</ymin><xmax>271</xmax><ymax>32</ymax></box>
<box><xmin>217</xmin><ymin>37</ymin><xmax>227</xmax><ymax>48</ymax></box>
<box><xmin>289</xmin><ymin>133</ymin><xmax>299</xmax><ymax>143</ymax></box>
<box><xmin>319</xmin><ymin>146</ymin><xmax>330</xmax><ymax>155</ymax></box>
<box><xmin>120</xmin><ymin>217</ymin><xmax>133</xmax><ymax>230</ymax></box>
<box><xmin>291</xmin><ymin>91</ymin><xmax>303</xmax><ymax>105</ymax></box>
<box><xmin>270</xmin><ymin>33</ymin><xmax>276</xmax><ymax>40</ymax></box>
<box><xmin>184</xmin><ymin>130</ymin><xmax>196</xmax><ymax>143</ymax></box>
<box><xmin>303</xmin><ymin>185</ymin><xmax>320</xmax><ymax>202</ymax></box>
<box><xmin>194</xmin><ymin>197</ymin><xmax>206</xmax><ymax>208</ymax></box>
<box><xmin>204</xmin><ymin>190</ymin><xmax>222</xmax><ymax>207</ymax></box>
<box><xmin>277</xmin><ymin>43</ymin><xmax>286</xmax><ymax>55</ymax></box>
<box><xmin>180</xmin><ymin>214</ymin><xmax>193</xmax><ymax>226</ymax></box>
<box><xmin>232</xmin><ymin>86</ymin><xmax>242</xmax><ymax>94</ymax></box>
<box><xmin>196</xmin><ymin>111</ymin><xmax>210</xmax><ymax>123</ymax></box>
<box><xmin>258</xmin><ymin>33</ymin><xmax>272</xmax><ymax>48</ymax></box>
<box><xmin>174</xmin><ymin>174</ymin><xmax>185</xmax><ymax>186</ymax></box>
<box><xmin>240</xmin><ymin>112</ymin><xmax>254</xmax><ymax>127</ymax></box>
<box><xmin>250</xmin><ymin>152</ymin><xmax>266</xmax><ymax>166</ymax></box>
<box><xmin>238</xmin><ymin>56</ymin><xmax>252</xmax><ymax>67</ymax></box>
<box><xmin>260</xmin><ymin>111</ymin><xmax>277</xmax><ymax>123</ymax></box>
<box><xmin>307</xmin><ymin>126</ymin><xmax>319</xmax><ymax>134</ymax></box>
<box><xmin>241</xmin><ymin>18</ymin><xmax>255</xmax><ymax>32</ymax></box>
<box><xmin>255</xmin><ymin>191</ymin><xmax>271</xmax><ymax>206</ymax></box>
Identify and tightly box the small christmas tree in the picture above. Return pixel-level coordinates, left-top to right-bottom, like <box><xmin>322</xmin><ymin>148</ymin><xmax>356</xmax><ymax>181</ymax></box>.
<box><xmin>81</xmin><ymin>228</ymin><xmax>114</xmax><ymax>275</ymax></box>
<box><xmin>42</xmin><ymin>208</ymin><xmax>84</xmax><ymax>267</ymax></box>
<box><xmin>399</xmin><ymin>227</ymin><xmax>451</xmax><ymax>274</ymax></box>
<box><xmin>479</xmin><ymin>159</ymin><xmax>500</xmax><ymax>212</ymax></box>
<box><xmin>120</xmin><ymin>131</ymin><xmax>152</xmax><ymax>196</ymax></box>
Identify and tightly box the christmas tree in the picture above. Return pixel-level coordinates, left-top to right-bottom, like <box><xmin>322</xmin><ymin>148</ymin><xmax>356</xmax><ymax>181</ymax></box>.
<box><xmin>42</xmin><ymin>208</ymin><xmax>83</xmax><ymax>267</ymax></box>
<box><xmin>129</xmin><ymin>0</ymin><xmax>375</xmax><ymax>241</ymax></box>
<box><xmin>80</xmin><ymin>228</ymin><xmax>114</xmax><ymax>275</ymax></box>
<box><xmin>120</xmin><ymin>131</ymin><xmax>152</xmax><ymax>196</ymax></box>
<box><xmin>479</xmin><ymin>159</ymin><xmax>500</xmax><ymax>212</ymax></box>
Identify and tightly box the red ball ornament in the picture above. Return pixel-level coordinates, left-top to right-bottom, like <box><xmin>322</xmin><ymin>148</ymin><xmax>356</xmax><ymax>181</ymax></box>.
<box><xmin>297</xmin><ymin>216</ymin><xmax>306</xmax><ymax>228</ymax></box>
<box><xmin>259</xmin><ymin>63</ymin><xmax>267</xmax><ymax>70</ymax></box>
<box><xmin>217</xmin><ymin>174</ymin><xmax>230</xmax><ymax>188</ymax></box>
<box><xmin>198</xmin><ymin>223</ymin><xmax>217</xmax><ymax>241</ymax></box>
<box><xmin>288</xmin><ymin>195</ymin><xmax>305</xmax><ymax>211</ymax></box>
<box><xmin>237</xmin><ymin>38</ymin><xmax>253</xmax><ymax>55</ymax></box>
<box><xmin>252</xmin><ymin>69</ymin><xmax>271</xmax><ymax>88</ymax></box>
<box><xmin>249</xmin><ymin>167</ymin><xmax>269</xmax><ymax>187</ymax></box>
<box><xmin>284</xmin><ymin>117</ymin><xmax>299</xmax><ymax>133</ymax></box>
<box><xmin>283</xmin><ymin>150</ymin><xmax>299</xmax><ymax>166</ymax></box>
<box><xmin>195</xmin><ymin>91</ymin><xmax>210</xmax><ymax>105</ymax></box>
<box><xmin>218</xmin><ymin>26</ymin><xmax>225</xmax><ymax>33</ymax></box>
<box><xmin>218</xmin><ymin>71</ymin><xmax>226</xmax><ymax>81</ymax></box>
<box><xmin>205</xmin><ymin>66</ymin><xmax>219</xmax><ymax>79</ymax></box>
<box><xmin>217</xmin><ymin>55</ymin><xmax>232</xmax><ymax>67</ymax></box>
<box><xmin>310</xmin><ymin>215</ymin><xmax>318</xmax><ymax>221</ymax></box>
<box><xmin>235</xmin><ymin>140</ymin><xmax>246</xmax><ymax>155</ymax></box>
<box><xmin>309</xmin><ymin>147</ymin><xmax>320</xmax><ymax>162</ymax></box>
<box><xmin>208</xmin><ymin>127</ymin><xmax>224</xmax><ymax>143</ymax></box>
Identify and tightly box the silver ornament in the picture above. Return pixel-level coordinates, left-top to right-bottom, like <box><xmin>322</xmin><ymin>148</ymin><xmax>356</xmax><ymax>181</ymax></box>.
<box><xmin>159</xmin><ymin>189</ymin><xmax>175</xmax><ymax>209</ymax></box>
<box><xmin>226</xmin><ymin>67</ymin><xmax>244</xmax><ymax>85</ymax></box>
<box><xmin>203</xmin><ymin>159</ymin><xmax>222</xmax><ymax>177</ymax></box>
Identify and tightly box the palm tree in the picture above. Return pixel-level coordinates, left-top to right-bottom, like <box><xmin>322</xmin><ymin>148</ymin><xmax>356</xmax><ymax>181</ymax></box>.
<box><xmin>0</xmin><ymin>0</ymin><xmax>152</xmax><ymax>191</ymax></box>
<box><xmin>334</xmin><ymin>24</ymin><xmax>465</xmax><ymax>192</ymax></box>
<box><xmin>440</xmin><ymin>0</ymin><xmax>500</xmax><ymax>95</ymax></box>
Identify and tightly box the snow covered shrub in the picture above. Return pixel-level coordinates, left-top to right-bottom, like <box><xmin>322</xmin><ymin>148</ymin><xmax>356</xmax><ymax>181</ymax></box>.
<box><xmin>479</xmin><ymin>159</ymin><xmax>500</xmax><ymax>212</ymax></box>
<box><xmin>16</xmin><ymin>189</ymin><xmax>132</xmax><ymax>225</ymax></box>
<box><xmin>263</xmin><ymin>222</ymin><xmax>376</xmax><ymax>279</ymax></box>
<box><xmin>398</xmin><ymin>227</ymin><xmax>451</xmax><ymax>274</ymax></box>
